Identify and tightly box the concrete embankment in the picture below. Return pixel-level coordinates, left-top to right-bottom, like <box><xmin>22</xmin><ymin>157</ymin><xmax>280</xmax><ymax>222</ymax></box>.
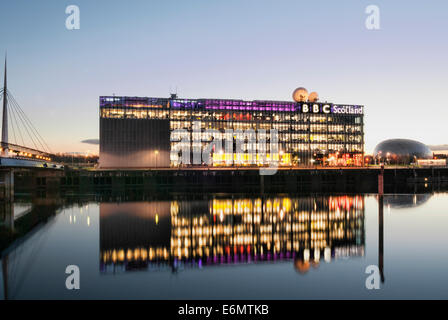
<box><xmin>12</xmin><ymin>167</ymin><xmax>448</xmax><ymax>194</ymax></box>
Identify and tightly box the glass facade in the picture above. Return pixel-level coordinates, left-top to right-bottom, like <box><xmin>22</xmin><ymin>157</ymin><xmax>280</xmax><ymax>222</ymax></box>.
<box><xmin>100</xmin><ymin>96</ymin><xmax>364</xmax><ymax>168</ymax></box>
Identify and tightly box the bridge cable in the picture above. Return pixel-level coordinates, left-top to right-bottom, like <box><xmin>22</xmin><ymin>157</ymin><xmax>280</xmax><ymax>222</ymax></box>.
<box><xmin>9</xmin><ymin>96</ymin><xmax>26</xmax><ymax>146</ymax></box>
<box><xmin>6</xmin><ymin>92</ymin><xmax>40</xmax><ymax>151</ymax></box>
<box><xmin>6</xmin><ymin>91</ymin><xmax>46</xmax><ymax>152</ymax></box>
<box><xmin>8</xmin><ymin>91</ymin><xmax>52</xmax><ymax>153</ymax></box>
<box><xmin>9</xmin><ymin>91</ymin><xmax>51</xmax><ymax>153</ymax></box>
<box><xmin>7</xmin><ymin>91</ymin><xmax>41</xmax><ymax>151</ymax></box>
<box><xmin>1</xmin><ymin>89</ymin><xmax>51</xmax><ymax>154</ymax></box>
<box><xmin>8</xmin><ymin>101</ymin><xmax>18</xmax><ymax>145</ymax></box>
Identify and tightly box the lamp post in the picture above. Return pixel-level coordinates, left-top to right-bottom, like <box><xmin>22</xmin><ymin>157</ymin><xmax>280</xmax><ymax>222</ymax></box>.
<box><xmin>154</xmin><ymin>150</ymin><xmax>159</xmax><ymax>168</ymax></box>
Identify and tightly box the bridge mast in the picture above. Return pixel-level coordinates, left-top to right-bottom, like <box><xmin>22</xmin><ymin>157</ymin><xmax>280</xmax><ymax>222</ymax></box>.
<box><xmin>2</xmin><ymin>54</ymin><xmax>8</xmax><ymax>155</ymax></box>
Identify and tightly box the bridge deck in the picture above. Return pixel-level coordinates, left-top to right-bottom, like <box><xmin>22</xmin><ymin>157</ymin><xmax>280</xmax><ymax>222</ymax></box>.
<box><xmin>0</xmin><ymin>157</ymin><xmax>63</xmax><ymax>169</ymax></box>
<box><xmin>1</xmin><ymin>142</ymin><xmax>51</xmax><ymax>159</ymax></box>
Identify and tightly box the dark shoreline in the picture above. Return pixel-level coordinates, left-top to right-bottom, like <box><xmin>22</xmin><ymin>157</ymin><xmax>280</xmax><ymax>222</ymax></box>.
<box><xmin>13</xmin><ymin>167</ymin><xmax>448</xmax><ymax>194</ymax></box>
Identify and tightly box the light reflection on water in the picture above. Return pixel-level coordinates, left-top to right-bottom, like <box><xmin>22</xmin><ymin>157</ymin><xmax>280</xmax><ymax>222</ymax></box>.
<box><xmin>100</xmin><ymin>196</ymin><xmax>365</xmax><ymax>274</ymax></box>
<box><xmin>1</xmin><ymin>192</ymin><xmax>448</xmax><ymax>300</ymax></box>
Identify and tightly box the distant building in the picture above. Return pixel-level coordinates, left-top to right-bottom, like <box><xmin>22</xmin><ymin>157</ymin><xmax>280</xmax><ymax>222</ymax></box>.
<box><xmin>429</xmin><ymin>145</ymin><xmax>448</xmax><ymax>158</ymax></box>
<box><xmin>433</xmin><ymin>153</ymin><xmax>448</xmax><ymax>159</ymax></box>
<box><xmin>417</xmin><ymin>159</ymin><xmax>446</xmax><ymax>166</ymax></box>
<box><xmin>99</xmin><ymin>91</ymin><xmax>365</xmax><ymax>168</ymax></box>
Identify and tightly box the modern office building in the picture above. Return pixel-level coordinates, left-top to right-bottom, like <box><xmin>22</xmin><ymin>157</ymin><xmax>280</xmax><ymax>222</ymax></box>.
<box><xmin>99</xmin><ymin>89</ymin><xmax>364</xmax><ymax>168</ymax></box>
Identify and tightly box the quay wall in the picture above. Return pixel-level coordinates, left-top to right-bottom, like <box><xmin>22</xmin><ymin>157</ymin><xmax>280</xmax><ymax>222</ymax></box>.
<box><xmin>13</xmin><ymin>167</ymin><xmax>448</xmax><ymax>194</ymax></box>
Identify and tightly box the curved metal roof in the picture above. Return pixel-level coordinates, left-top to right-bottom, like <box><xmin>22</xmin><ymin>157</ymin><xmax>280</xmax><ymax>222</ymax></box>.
<box><xmin>373</xmin><ymin>139</ymin><xmax>432</xmax><ymax>159</ymax></box>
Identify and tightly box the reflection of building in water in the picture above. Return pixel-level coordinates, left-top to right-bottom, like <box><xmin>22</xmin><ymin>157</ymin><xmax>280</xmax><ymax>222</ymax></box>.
<box><xmin>100</xmin><ymin>202</ymin><xmax>172</xmax><ymax>269</ymax></box>
<box><xmin>383</xmin><ymin>194</ymin><xmax>432</xmax><ymax>209</ymax></box>
<box><xmin>100</xmin><ymin>195</ymin><xmax>365</xmax><ymax>273</ymax></box>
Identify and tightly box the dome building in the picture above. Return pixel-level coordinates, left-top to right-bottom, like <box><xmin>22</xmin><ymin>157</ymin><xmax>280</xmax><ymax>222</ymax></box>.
<box><xmin>373</xmin><ymin>139</ymin><xmax>433</xmax><ymax>165</ymax></box>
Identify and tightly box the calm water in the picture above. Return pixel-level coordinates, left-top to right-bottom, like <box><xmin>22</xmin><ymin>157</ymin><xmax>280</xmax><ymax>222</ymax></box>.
<box><xmin>1</xmin><ymin>192</ymin><xmax>448</xmax><ymax>300</ymax></box>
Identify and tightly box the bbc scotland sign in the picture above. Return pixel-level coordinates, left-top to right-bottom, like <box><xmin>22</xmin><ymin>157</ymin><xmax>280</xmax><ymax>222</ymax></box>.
<box><xmin>299</xmin><ymin>103</ymin><xmax>363</xmax><ymax>115</ymax></box>
<box><xmin>331</xmin><ymin>105</ymin><xmax>363</xmax><ymax>114</ymax></box>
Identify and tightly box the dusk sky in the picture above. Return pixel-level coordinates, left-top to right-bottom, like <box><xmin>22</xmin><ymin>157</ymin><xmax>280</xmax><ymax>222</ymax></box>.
<box><xmin>0</xmin><ymin>0</ymin><xmax>447</xmax><ymax>154</ymax></box>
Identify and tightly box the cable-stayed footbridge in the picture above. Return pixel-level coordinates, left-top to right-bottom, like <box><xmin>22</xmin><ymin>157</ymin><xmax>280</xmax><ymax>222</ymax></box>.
<box><xmin>0</xmin><ymin>56</ymin><xmax>63</xmax><ymax>199</ymax></box>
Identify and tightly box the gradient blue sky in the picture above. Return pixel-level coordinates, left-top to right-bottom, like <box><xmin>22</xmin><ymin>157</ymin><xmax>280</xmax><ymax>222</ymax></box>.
<box><xmin>0</xmin><ymin>0</ymin><xmax>447</xmax><ymax>153</ymax></box>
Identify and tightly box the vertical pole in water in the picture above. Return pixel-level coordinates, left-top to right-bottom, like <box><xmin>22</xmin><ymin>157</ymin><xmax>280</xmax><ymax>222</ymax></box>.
<box><xmin>378</xmin><ymin>164</ymin><xmax>384</xmax><ymax>195</ymax></box>
<box><xmin>378</xmin><ymin>163</ymin><xmax>385</xmax><ymax>283</ymax></box>
<box><xmin>378</xmin><ymin>193</ymin><xmax>385</xmax><ymax>283</ymax></box>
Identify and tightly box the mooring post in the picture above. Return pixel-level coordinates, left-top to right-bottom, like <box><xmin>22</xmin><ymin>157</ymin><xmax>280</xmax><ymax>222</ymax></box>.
<box><xmin>378</xmin><ymin>193</ymin><xmax>384</xmax><ymax>283</ymax></box>
<box><xmin>377</xmin><ymin>164</ymin><xmax>385</xmax><ymax>283</ymax></box>
<box><xmin>378</xmin><ymin>164</ymin><xmax>384</xmax><ymax>195</ymax></box>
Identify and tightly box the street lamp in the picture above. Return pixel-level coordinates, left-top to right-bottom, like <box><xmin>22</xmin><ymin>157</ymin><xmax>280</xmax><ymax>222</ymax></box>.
<box><xmin>154</xmin><ymin>150</ymin><xmax>159</xmax><ymax>168</ymax></box>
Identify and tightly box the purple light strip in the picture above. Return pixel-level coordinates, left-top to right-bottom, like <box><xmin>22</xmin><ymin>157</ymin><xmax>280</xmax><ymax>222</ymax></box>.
<box><xmin>101</xmin><ymin>96</ymin><xmax>364</xmax><ymax>114</ymax></box>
